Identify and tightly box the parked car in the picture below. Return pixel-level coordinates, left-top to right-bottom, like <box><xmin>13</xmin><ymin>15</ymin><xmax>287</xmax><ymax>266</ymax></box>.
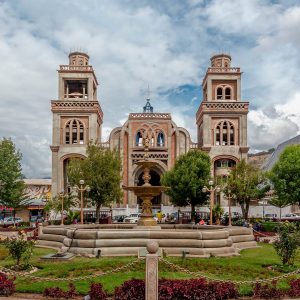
<box><xmin>124</xmin><ymin>213</ymin><xmax>141</xmax><ymax>223</ymax></box>
<box><xmin>30</xmin><ymin>216</ymin><xmax>44</xmax><ymax>222</ymax></box>
<box><xmin>112</xmin><ymin>215</ymin><xmax>128</xmax><ymax>223</ymax></box>
<box><xmin>282</xmin><ymin>213</ymin><xmax>300</xmax><ymax>219</ymax></box>
<box><xmin>0</xmin><ymin>217</ymin><xmax>23</xmax><ymax>226</ymax></box>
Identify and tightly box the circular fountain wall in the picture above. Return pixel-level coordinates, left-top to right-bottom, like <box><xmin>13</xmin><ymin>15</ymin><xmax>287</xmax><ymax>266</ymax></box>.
<box><xmin>37</xmin><ymin>224</ymin><xmax>257</xmax><ymax>257</ymax></box>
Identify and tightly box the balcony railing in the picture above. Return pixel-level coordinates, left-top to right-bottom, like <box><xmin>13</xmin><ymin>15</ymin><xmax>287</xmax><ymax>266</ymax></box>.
<box><xmin>59</xmin><ymin>65</ymin><xmax>94</xmax><ymax>72</ymax></box>
<box><xmin>207</xmin><ymin>67</ymin><xmax>240</xmax><ymax>73</ymax></box>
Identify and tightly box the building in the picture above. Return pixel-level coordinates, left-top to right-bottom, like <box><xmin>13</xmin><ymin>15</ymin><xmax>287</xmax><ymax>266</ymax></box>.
<box><xmin>50</xmin><ymin>52</ymin><xmax>103</xmax><ymax>196</ymax></box>
<box><xmin>50</xmin><ymin>52</ymin><xmax>249</xmax><ymax>209</ymax></box>
<box><xmin>195</xmin><ymin>54</ymin><xmax>249</xmax><ymax>206</ymax></box>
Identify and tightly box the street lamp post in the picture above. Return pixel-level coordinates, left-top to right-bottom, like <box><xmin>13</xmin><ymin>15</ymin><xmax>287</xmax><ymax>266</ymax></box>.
<box><xmin>202</xmin><ymin>180</ymin><xmax>221</xmax><ymax>225</ymax></box>
<box><xmin>227</xmin><ymin>190</ymin><xmax>232</xmax><ymax>226</ymax></box>
<box><xmin>75</xmin><ymin>180</ymin><xmax>90</xmax><ymax>225</ymax></box>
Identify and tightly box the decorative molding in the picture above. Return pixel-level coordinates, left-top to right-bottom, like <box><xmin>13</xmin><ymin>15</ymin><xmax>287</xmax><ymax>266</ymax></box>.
<box><xmin>207</xmin><ymin>67</ymin><xmax>240</xmax><ymax>73</ymax></box>
<box><xmin>50</xmin><ymin>145</ymin><xmax>59</xmax><ymax>152</ymax></box>
<box><xmin>196</xmin><ymin>101</ymin><xmax>249</xmax><ymax>122</ymax></box>
<box><xmin>203</xmin><ymin>102</ymin><xmax>248</xmax><ymax>110</ymax></box>
<box><xmin>131</xmin><ymin>153</ymin><xmax>168</xmax><ymax>160</ymax></box>
<box><xmin>59</xmin><ymin>65</ymin><xmax>93</xmax><ymax>72</ymax></box>
<box><xmin>201</xmin><ymin>146</ymin><xmax>211</xmax><ymax>152</ymax></box>
<box><xmin>129</xmin><ymin>113</ymin><xmax>171</xmax><ymax>120</ymax></box>
<box><xmin>51</xmin><ymin>100</ymin><xmax>103</xmax><ymax>121</ymax></box>
<box><xmin>240</xmin><ymin>146</ymin><xmax>250</xmax><ymax>153</ymax></box>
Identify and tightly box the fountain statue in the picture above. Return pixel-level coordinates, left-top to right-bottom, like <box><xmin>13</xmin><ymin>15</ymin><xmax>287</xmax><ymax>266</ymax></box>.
<box><xmin>123</xmin><ymin>135</ymin><xmax>167</xmax><ymax>227</ymax></box>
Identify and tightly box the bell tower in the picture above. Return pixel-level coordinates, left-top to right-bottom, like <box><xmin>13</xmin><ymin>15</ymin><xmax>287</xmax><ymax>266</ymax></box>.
<box><xmin>196</xmin><ymin>54</ymin><xmax>249</xmax><ymax>182</ymax></box>
<box><xmin>50</xmin><ymin>51</ymin><xmax>103</xmax><ymax>196</ymax></box>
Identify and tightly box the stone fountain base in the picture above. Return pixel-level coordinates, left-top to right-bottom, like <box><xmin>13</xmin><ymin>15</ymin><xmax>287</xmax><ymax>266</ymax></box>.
<box><xmin>37</xmin><ymin>224</ymin><xmax>257</xmax><ymax>258</ymax></box>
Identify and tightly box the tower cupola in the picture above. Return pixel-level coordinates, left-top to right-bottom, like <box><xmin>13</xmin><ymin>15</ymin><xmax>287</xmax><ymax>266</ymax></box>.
<box><xmin>68</xmin><ymin>51</ymin><xmax>90</xmax><ymax>66</ymax></box>
<box><xmin>210</xmin><ymin>54</ymin><xmax>231</xmax><ymax>68</ymax></box>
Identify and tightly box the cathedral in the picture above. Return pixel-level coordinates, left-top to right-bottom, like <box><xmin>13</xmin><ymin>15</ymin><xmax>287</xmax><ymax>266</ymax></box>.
<box><xmin>50</xmin><ymin>52</ymin><xmax>249</xmax><ymax>209</ymax></box>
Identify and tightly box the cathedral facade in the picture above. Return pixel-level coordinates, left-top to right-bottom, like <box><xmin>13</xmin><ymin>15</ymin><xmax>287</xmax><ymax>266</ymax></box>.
<box><xmin>50</xmin><ymin>52</ymin><xmax>249</xmax><ymax>208</ymax></box>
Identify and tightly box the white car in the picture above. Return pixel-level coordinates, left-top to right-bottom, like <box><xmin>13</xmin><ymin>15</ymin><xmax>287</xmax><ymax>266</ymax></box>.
<box><xmin>124</xmin><ymin>213</ymin><xmax>141</xmax><ymax>223</ymax></box>
<box><xmin>0</xmin><ymin>217</ymin><xmax>23</xmax><ymax>225</ymax></box>
<box><xmin>282</xmin><ymin>214</ymin><xmax>300</xmax><ymax>219</ymax></box>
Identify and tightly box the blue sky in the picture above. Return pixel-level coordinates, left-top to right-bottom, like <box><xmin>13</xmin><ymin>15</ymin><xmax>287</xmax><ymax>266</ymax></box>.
<box><xmin>0</xmin><ymin>0</ymin><xmax>299</xmax><ymax>178</ymax></box>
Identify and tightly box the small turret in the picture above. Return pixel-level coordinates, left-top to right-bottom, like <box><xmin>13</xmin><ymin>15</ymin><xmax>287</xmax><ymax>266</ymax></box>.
<box><xmin>68</xmin><ymin>51</ymin><xmax>89</xmax><ymax>66</ymax></box>
<box><xmin>210</xmin><ymin>54</ymin><xmax>231</xmax><ymax>68</ymax></box>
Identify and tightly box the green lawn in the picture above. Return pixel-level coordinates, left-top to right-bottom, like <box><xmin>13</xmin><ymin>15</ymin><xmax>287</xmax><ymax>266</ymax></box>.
<box><xmin>0</xmin><ymin>243</ymin><xmax>300</xmax><ymax>296</ymax></box>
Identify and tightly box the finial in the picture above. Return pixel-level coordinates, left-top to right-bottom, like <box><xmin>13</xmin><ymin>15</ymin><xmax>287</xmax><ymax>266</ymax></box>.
<box><xmin>143</xmin><ymin>84</ymin><xmax>153</xmax><ymax>113</ymax></box>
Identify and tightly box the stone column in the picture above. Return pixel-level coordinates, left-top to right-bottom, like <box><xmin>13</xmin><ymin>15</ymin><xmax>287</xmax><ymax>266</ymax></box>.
<box><xmin>146</xmin><ymin>241</ymin><xmax>159</xmax><ymax>300</ymax></box>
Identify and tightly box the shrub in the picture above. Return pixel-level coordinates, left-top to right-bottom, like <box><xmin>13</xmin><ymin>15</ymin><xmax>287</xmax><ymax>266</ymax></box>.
<box><xmin>4</xmin><ymin>234</ymin><xmax>35</xmax><ymax>269</ymax></box>
<box><xmin>114</xmin><ymin>278</ymin><xmax>238</xmax><ymax>300</ymax></box>
<box><xmin>114</xmin><ymin>279</ymin><xmax>144</xmax><ymax>300</ymax></box>
<box><xmin>0</xmin><ymin>272</ymin><xmax>15</xmax><ymax>296</ymax></box>
<box><xmin>253</xmin><ymin>281</ymin><xmax>284</xmax><ymax>299</ymax></box>
<box><xmin>274</xmin><ymin>222</ymin><xmax>299</xmax><ymax>265</ymax></box>
<box><xmin>43</xmin><ymin>283</ymin><xmax>77</xmax><ymax>299</ymax></box>
<box><xmin>288</xmin><ymin>278</ymin><xmax>300</xmax><ymax>297</ymax></box>
<box><xmin>158</xmin><ymin>279</ymin><xmax>237</xmax><ymax>300</ymax></box>
<box><xmin>88</xmin><ymin>283</ymin><xmax>108</xmax><ymax>300</ymax></box>
<box><xmin>261</xmin><ymin>221</ymin><xmax>278</xmax><ymax>232</ymax></box>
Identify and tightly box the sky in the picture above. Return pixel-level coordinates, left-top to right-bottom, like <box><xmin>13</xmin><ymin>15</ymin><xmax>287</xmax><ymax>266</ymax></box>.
<box><xmin>0</xmin><ymin>0</ymin><xmax>299</xmax><ymax>179</ymax></box>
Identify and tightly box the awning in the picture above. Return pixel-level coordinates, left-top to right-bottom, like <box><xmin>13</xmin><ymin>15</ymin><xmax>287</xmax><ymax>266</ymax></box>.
<box><xmin>0</xmin><ymin>206</ymin><xmax>14</xmax><ymax>211</ymax></box>
<box><xmin>28</xmin><ymin>206</ymin><xmax>45</xmax><ymax>210</ymax></box>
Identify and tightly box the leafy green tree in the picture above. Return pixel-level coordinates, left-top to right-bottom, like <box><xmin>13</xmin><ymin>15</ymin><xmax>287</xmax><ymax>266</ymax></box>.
<box><xmin>0</xmin><ymin>138</ymin><xmax>29</xmax><ymax>224</ymax></box>
<box><xmin>44</xmin><ymin>192</ymin><xmax>78</xmax><ymax>221</ymax></box>
<box><xmin>268</xmin><ymin>144</ymin><xmax>300</xmax><ymax>207</ymax></box>
<box><xmin>161</xmin><ymin>150</ymin><xmax>211</xmax><ymax>217</ymax></box>
<box><xmin>268</xmin><ymin>196</ymin><xmax>290</xmax><ymax>221</ymax></box>
<box><xmin>67</xmin><ymin>142</ymin><xmax>122</xmax><ymax>223</ymax></box>
<box><xmin>225</xmin><ymin>159</ymin><xmax>269</xmax><ymax>221</ymax></box>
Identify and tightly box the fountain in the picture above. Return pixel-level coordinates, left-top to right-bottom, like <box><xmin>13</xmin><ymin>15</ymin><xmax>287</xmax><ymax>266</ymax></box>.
<box><xmin>123</xmin><ymin>136</ymin><xmax>167</xmax><ymax>227</ymax></box>
<box><xmin>37</xmin><ymin>136</ymin><xmax>257</xmax><ymax>257</ymax></box>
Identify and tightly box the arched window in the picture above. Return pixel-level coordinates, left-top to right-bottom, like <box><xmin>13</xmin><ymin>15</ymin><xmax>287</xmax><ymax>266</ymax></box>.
<box><xmin>217</xmin><ymin>87</ymin><xmax>223</xmax><ymax>99</ymax></box>
<box><xmin>215</xmin><ymin>121</ymin><xmax>235</xmax><ymax>146</ymax></box>
<box><xmin>222</xmin><ymin>122</ymin><xmax>228</xmax><ymax>145</ymax></box>
<box><xmin>230</xmin><ymin>125</ymin><xmax>234</xmax><ymax>145</ymax></box>
<box><xmin>216</xmin><ymin>125</ymin><xmax>220</xmax><ymax>145</ymax></box>
<box><xmin>136</xmin><ymin>131</ymin><xmax>143</xmax><ymax>147</ymax></box>
<box><xmin>215</xmin><ymin>86</ymin><xmax>233</xmax><ymax>100</ymax></box>
<box><xmin>65</xmin><ymin>119</ymin><xmax>84</xmax><ymax>145</ymax></box>
<box><xmin>157</xmin><ymin>132</ymin><xmax>165</xmax><ymax>147</ymax></box>
<box><xmin>225</xmin><ymin>87</ymin><xmax>231</xmax><ymax>99</ymax></box>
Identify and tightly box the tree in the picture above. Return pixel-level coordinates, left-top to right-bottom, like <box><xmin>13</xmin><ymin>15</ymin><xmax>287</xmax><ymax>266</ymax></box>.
<box><xmin>268</xmin><ymin>196</ymin><xmax>290</xmax><ymax>221</ymax></box>
<box><xmin>44</xmin><ymin>192</ymin><xmax>78</xmax><ymax>221</ymax></box>
<box><xmin>225</xmin><ymin>159</ymin><xmax>269</xmax><ymax>221</ymax></box>
<box><xmin>161</xmin><ymin>150</ymin><xmax>211</xmax><ymax>217</ymax></box>
<box><xmin>67</xmin><ymin>142</ymin><xmax>123</xmax><ymax>223</ymax></box>
<box><xmin>0</xmin><ymin>138</ymin><xmax>29</xmax><ymax>224</ymax></box>
<box><xmin>268</xmin><ymin>144</ymin><xmax>300</xmax><ymax>207</ymax></box>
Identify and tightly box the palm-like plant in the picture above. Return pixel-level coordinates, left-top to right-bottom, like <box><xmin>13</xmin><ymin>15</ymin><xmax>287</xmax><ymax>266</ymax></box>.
<box><xmin>212</xmin><ymin>204</ymin><xmax>224</xmax><ymax>225</ymax></box>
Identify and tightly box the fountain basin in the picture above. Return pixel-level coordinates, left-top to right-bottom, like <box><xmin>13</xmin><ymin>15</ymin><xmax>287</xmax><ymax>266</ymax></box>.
<box><xmin>37</xmin><ymin>224</ymin><xmax>257</xmax><ymax>257</ymax></box>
